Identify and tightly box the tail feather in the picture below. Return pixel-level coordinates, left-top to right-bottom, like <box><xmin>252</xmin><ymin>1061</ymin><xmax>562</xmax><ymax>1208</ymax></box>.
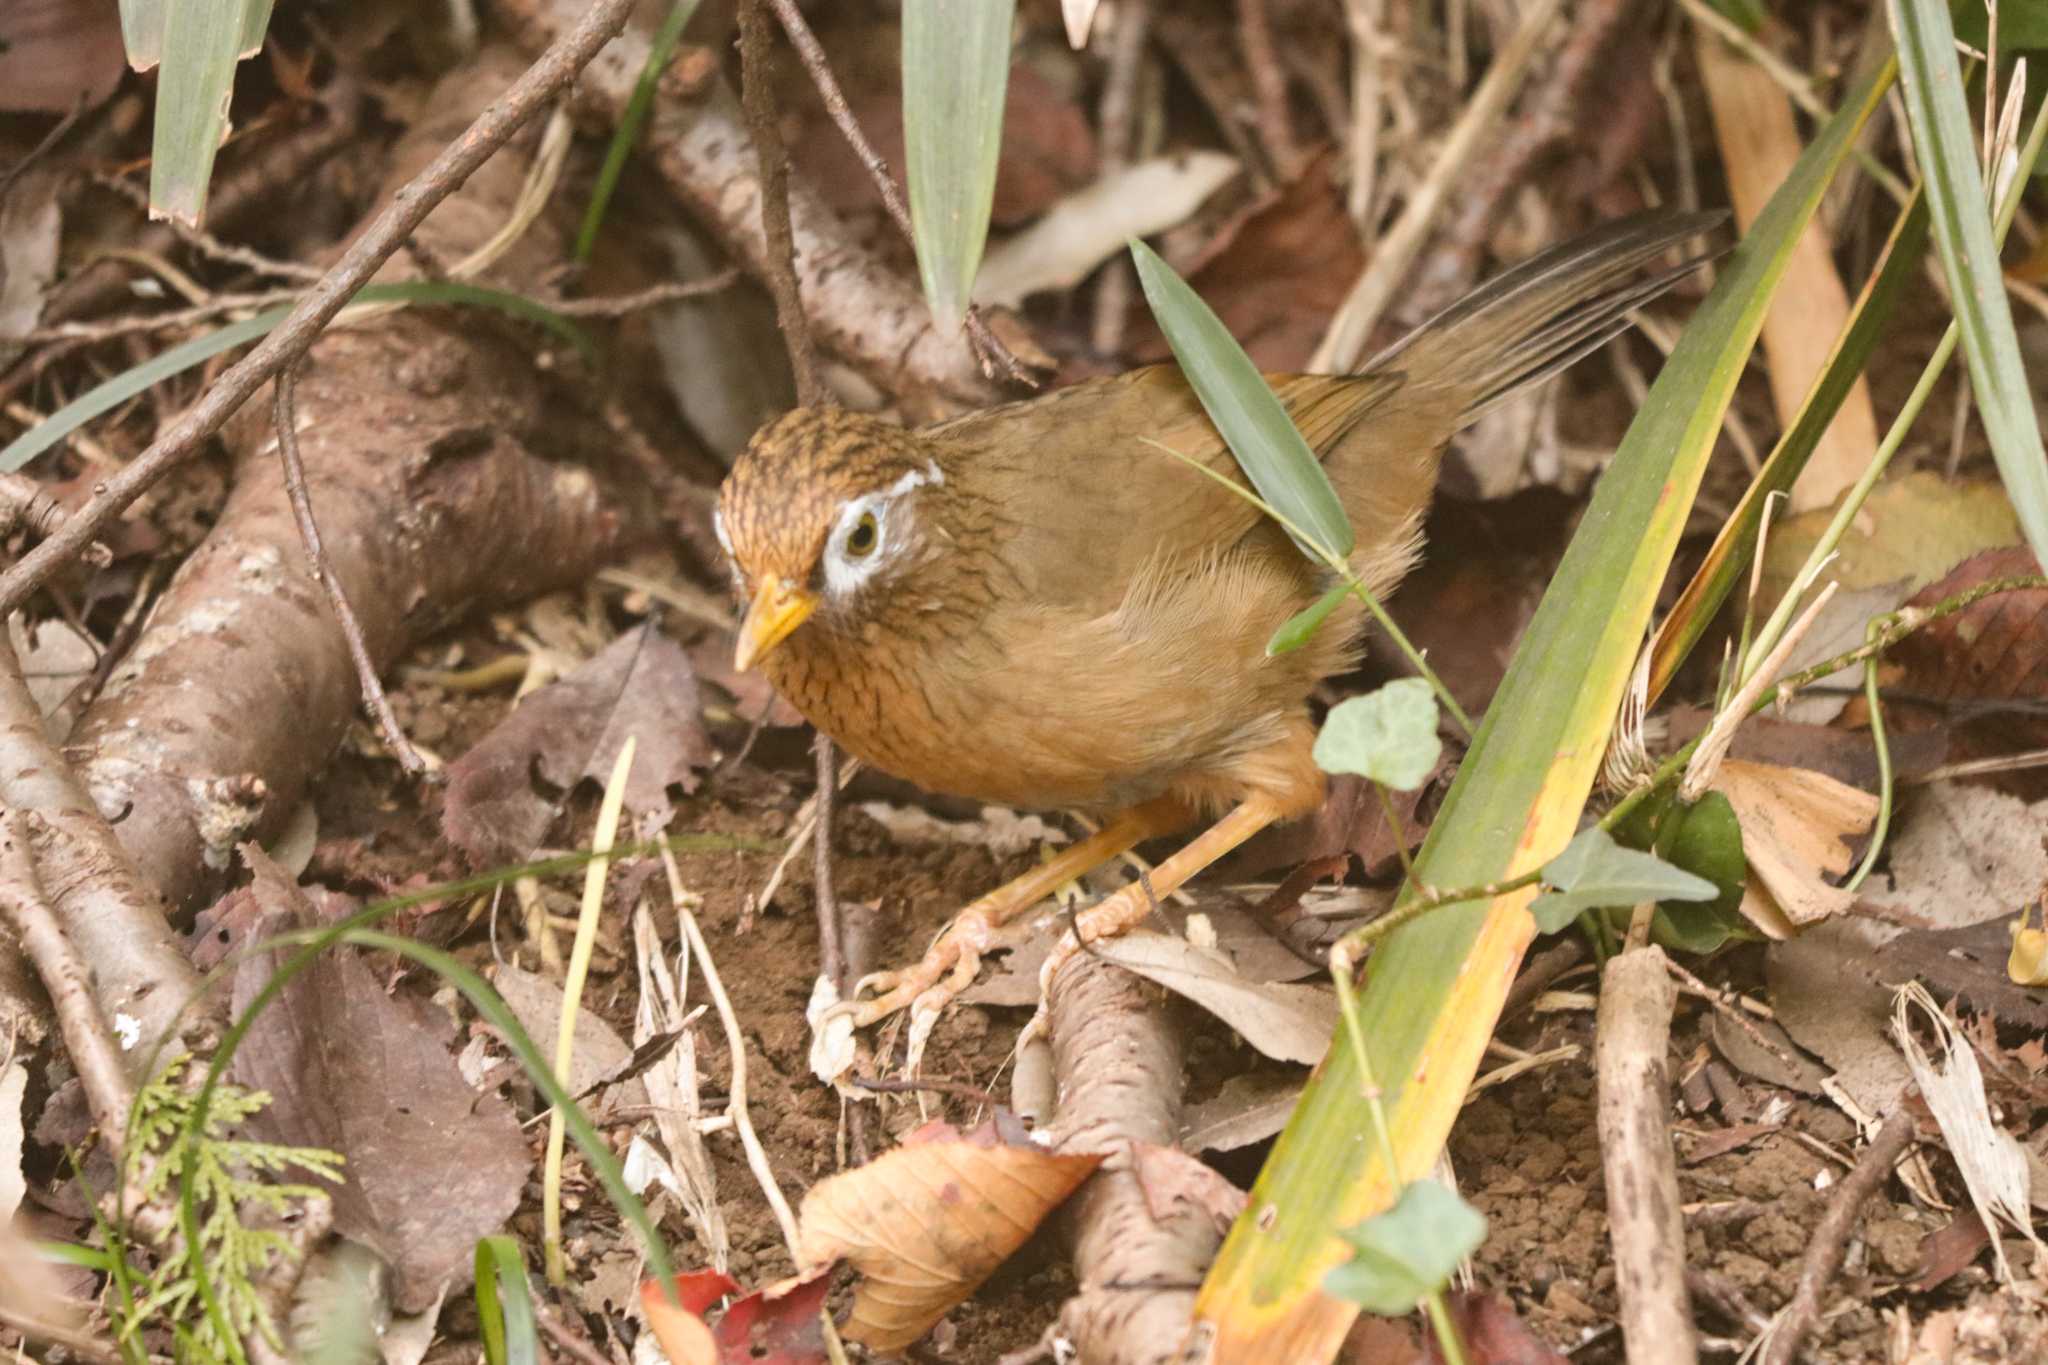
<box><xmin>1368</xmin><ymin>209</ymin><xmax>1727</xmax><ymax>425</ymax></box>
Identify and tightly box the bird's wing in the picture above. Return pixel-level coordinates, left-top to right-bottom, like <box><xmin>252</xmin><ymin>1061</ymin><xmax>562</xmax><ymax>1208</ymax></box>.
<box><xmin>931</xmin><ymin>365</ymin><xmax>1403</xmax><ymax>615</ymax></box>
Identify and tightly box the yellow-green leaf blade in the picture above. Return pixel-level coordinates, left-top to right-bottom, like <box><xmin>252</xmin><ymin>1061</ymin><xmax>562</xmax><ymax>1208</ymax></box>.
<box><xmin>902</xmin><ymin>0</ymin><xmax>1014</xmax><ymax>332</ymax></box>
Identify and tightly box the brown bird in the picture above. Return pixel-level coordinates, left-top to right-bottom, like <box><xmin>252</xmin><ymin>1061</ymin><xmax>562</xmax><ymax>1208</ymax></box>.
<box><xmin>717</xmin><ymin>211</ymin><xmax>1720</xmax><ymax>1027</ymax></box>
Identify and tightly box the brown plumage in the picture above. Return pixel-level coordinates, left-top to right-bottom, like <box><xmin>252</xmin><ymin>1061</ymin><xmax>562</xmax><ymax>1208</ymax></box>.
<box><xmin>718</xmin><ymin>210</ymin><xmax>1721</xmax><ymax>1027</ymax></box>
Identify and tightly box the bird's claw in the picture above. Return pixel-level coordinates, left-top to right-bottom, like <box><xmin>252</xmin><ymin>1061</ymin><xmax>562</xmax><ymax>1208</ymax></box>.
<box><xmin>825</xmin><ymin>908</ymin><xmax>996</xmax><ymax>1029</ymax></box>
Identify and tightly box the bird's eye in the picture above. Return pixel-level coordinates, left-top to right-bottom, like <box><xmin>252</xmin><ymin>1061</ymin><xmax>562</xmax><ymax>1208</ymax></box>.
<box><xmin>844</xmin><ymin>511</ymin><xmax>880</xmax><ymax>558</ymax></box>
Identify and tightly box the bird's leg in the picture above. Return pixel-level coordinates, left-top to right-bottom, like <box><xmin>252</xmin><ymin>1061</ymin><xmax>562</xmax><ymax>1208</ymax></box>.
<box><xmin>841</xmin><ymin>796</ymin><xmax>1188</xmax><ymax>1027</ymax></box>
<box><xmin>1033</xmin><ymin>794</ymin><xmax>1288</xmax><ymax>1002</ymax></box>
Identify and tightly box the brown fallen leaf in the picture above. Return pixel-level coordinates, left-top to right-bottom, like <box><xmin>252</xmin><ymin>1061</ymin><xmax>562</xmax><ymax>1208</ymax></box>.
<box><xmin>1091</xmin><ymin>929</ymin><xmax>1338</xmax><ymax>1064</ymax></box>
<box><xmin>1130</xmin><ymin>1141</ymin><xmax>1247</xmax><ymax>1232</ymax></box>
<box><xmin>229</xmin><ymin>849</ymin><xmax>530</xmax><ymax>1313</ymax></box>
<box><xmin>795</xmin><ymin>1119</ymin><xmax>1102</xmax><ymax>1350</ymax></box>
<box><xmin>1857</xmin><ymin>547</ymin><xmax>2048</xmax><ymax>799</ymax></box>
<box><xmin>1713</xmin><ymin>758</ymin><xmax>1877</xmax><ymax>930</ymax></box>
<box><xmin>442</xmin><ymin>623</ymin><xmax>711</xmax><ymax>864</ymax></box>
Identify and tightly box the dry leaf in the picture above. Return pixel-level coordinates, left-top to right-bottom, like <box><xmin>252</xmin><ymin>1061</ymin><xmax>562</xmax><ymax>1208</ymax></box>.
<box><xmin>1183</xmin><ymin>1073</ymin><xmax>1309</xmax><ymax>1153</ymax></box>
<box><xmin>489</xmin><ymin>963</ymin><xmax>646</xmax><ymax>1110</ymax></box>
<box><xmin>1894</xmin><ymin>983</ymin><xmax>2042</xmax><ymax>1285</ymax></box>
<box><xmin>1713</xmin><ymin>758</ymin><xmax>1877</xmax><ymax>928</ymax></box>
<box><xmin>796</xmin><ymin>1121</ymin><xmax>1102</xmax><ymax>1349</ymax></box>
<box><xmin>1091</xmin><ymin>929</ymin><xmax>1338</xmax><ymax>1064</ymax></box>
<box><xmin>1130</xmin><ymin>1142</ymin><xmax>1247</xmax><ymax>1232</ymax></box>
<box><xmin>640</xmin><ymin>1269</ymin><xmax>739</xmax><ymax>1365</ymax></box>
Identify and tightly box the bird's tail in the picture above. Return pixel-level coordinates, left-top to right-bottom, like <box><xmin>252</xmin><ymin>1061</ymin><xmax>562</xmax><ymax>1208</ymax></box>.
<box><xmin>1371</xmin><ymin>209</ymin><xmax>1727</xmax><ymax>424</ymax></box>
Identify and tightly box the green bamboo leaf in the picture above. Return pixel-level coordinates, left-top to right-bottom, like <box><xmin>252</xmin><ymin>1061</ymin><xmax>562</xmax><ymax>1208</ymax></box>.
<box><xmin>0</xmin><ymin>282</ymin><xmax>593</xmax><ymax>473</ymax></box>
<box><xmin>476</xmin><ymin>1237</ymin><xmax>539</xmax><ymax>1365</ymax></box>
<box><xmin>144</xmin><ymin>0</ymin><xmax>276</xmax><ymax>227</ymax></box>
<box><xmin>1312</xmin><ymin>680</ymin><xmax>1441</xmax><ymax>791</ymax></box>
<box><xmin>1130</xmin><ymin>239</ymin><xmax>1355</xmax><ymax>562</ymax></box>
<box><xmin>1890</xmin><ymin>0</ymin><xmax>2048</xmax><ymax>570</ymax></box>
<box><xmin>1323</xmin><ymin>1182</ymin><xmax>1485</xmax><ymax>1316</ymax></box>
<box><xmin>903</xmin><ymin>0</ymin><xmax>1014</xmax><ymax>331</ymax></box>
<box><xmin>1199</xmin><ymin>58</ymin><xmax>1895</xmax><ymax>1357</ymax></box>
<box><xmin>1527</xmin><ymin>827</ymin><xmax>1718</xmax><ymax>933</ymax></box>
<box><xmin>1267</xmin><ymin>581</ymin><xmax>1349</xmax><ymax>655</ymax></box>
<box><xmin>119</xmin><ymin>0</ymin><xmax>166</xmax><ymax>70</ymax></box>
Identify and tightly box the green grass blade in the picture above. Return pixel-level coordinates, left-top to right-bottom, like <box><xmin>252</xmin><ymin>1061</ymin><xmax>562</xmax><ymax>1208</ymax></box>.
<box><xmin>475</xmin><ymin>1236</ymin><xmax>540</xmax><ymax>1365</ymax></box>
<box><xmin>0</xmin><ymin>283</ymin><xmax>592</xmax><ymax>473</ymax></box>
<box><xmin>1890</xmin><ymin>0</ymin><xmax>2048</xmax><ymax>568</ymax></box>
<box><xmin>575</xmin><ymin>0</ymin><xmax>701</xmax><ymax>262</ymax></box>
<box><xmin>1195</xmin><ymin>55</ymin><xmax>1895</xmax><ymax>1359</ymax></box>
<box><xmin>902</xmin><ymin>0</ymin><xmax>1014</xmax><ymax>331</ymax></box>
<box><xmin>119</xmin><ymin>0</ymin><xmax>166</xmax><ymax>70</ymax></box>
<box><xmin>1131</xmin><ymin>239</ymin><xmax>1355</xmax><ymax>561</ymax></box>
<box><xmin>148</xmin><ymin>0</ymin><xmax>274</xmax><ymax>227</ymax></box>
<box><xmin>1648</xmin><ymin>183</ymin><xmax>1930</xmax><ymax>700</ymax></box>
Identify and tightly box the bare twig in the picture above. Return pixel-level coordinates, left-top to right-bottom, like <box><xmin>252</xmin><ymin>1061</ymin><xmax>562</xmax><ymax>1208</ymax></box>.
<box><xmin>811</xmin><ymin>732</ymin><xmax>846</xmax><ymax>991</ymax></box>
<box><xmin>0</xmin><ymin>810</ymin><xmax>134</xmax><ymax>1156</ymax></box>
<box><xmin>92</xmin><ymin>171</ymin><xmax>326</xmax><ymax>285</ymax></box>
<box><xmin>0</xmin><ymin>471</ymin><xmax>72</xmax><ymax>543</ymax></box>
<box><xmin>552</xmin><ymin>271</ymin><xmax>741</xmax><ymax>314</ymax></box>
<box><xmin>0</xmin><ymin>1302</ymin><xmax>123</xmax><ymax>1365</ymax></box>
<box><xmin>270</xmin><ymin>362</ymin><xmax>427</xmax><ymax>775</ymax></box>
<box><xmin>0</xmin><ymin>0</ymin><xmax>641</xmax><ymax>616</ymax></box>
<box><xmin>1089</xmin><ymin>0</ymin><xmax>1153</xmax><ymax>356</ymax></box>
<box><xmin>1759</xmin><ymin>1103</ymin><xmax>1918</xmax><ymax>1365</ymax></box>
<box><xmin>1311</xmin><ymin>0</ymin><xmax>1566</xmax><ymax>372</ymax></box>
<box><xmin>763</xmin><ymin>0</ymin><xmax>1030</xmax><ymax>385</ymax></box>
<box><xmin>532</xmin><ymin>1298</ymin><xmax>615</xmax><ymax>1365</ymax></box>
<box><xmin>1595</xmin><ymin>945</ymin><xmax>1696</xmax><ymax>1365</ymax></box>
<box><xmin>1237</xmin><ymin>0</ymin><xmax>1302</xmax><ymax>178</ymax></box>
<box><xmin>738</xmin><ymin>0</ymin><xmax>826</xmax><ymax>408</ymax></box>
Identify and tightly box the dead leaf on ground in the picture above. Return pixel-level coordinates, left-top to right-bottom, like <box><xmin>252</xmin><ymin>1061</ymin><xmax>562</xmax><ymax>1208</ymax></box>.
<box><xmin>1863</xmin><ymin>783</ymin><xmax>2048</xmax><ymax>937</ymax></box>
<box><xmin>1713</xmin><ymin>758</ymin><xmax>1877</xmax><ymax>931</ymax></box>
<box><xmin>1853</xmin><ymin>547</ymin><xmax>2048</xmax><ymax>798</ymax></box>
<box><xmin>229</xmin><ymin>848</ymin><xmax>530</xmax><ymax>1313</ymax></box>
<box><xmin>487</xmin><ymin>963</ymin><xmax>648</xmax><ymax>1114</ymax></box>
<box><xmin>795</xmin><ymin>1119</ymin><xmax>1102</xmax><ymax>1350</ymax></box>
<box><xmin>1181</xmin><ymin>1072</ymin><xmax>1306</xmax><ymax>1153</ymax></box>
<box><xmin>1916</xmin><ymin>1211</ymin><xmax>1993</xmax><ymax>1293</ymax></box>
<box><xmin>442</xmin><ymin>623</ymin><xmax>711</xmax><ymax>864</ymax></box>
<box><xmin>964</xmin><ymin>895</ymin><xmax>1324</xmax><ymax>1008</ymax></box>
<box><xmin>0</xmin><ymin>3</ymin><xmax>125</xmax><ymax>115</ymax></box>
<box><xmin>640</xmin><ymin>1269</ymin><xmax>740</xmax><ymax>1365</ymax></box>
<box><xmin>1340</xmin><ymin>1289</ymin><xmax>1568</xmax><ymax>1364</ymax></box>
<box><xmin>1894</xmin><ymin>1291</ymin><xmax>2048</xmax><ymax>1363</ymax></box>
<box><xmin>1090</xmin><ymin>929</ymin><xmax>1337</xmax><ymax>1065</ymax></box>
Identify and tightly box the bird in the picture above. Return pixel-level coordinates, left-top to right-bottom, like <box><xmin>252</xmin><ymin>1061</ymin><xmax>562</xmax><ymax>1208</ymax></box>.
<box><xmin>716</xmin><ymin>210</ymin><xmax>1722</xmax><ymax>1030</ymax></box>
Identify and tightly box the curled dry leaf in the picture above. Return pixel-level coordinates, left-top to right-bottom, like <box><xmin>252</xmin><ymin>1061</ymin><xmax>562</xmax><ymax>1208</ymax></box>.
<box><xmin>1894</xmin><ymin>983</ymin><xmax>2042</xmax><ymax>1284</ymax></box>
<box><xmin>1712</xmin><ymin>758</ymin><xmax>1877</xmax><ymax>932</ymax></box>
<box><xmin>796</xmin><ymin>1120</ymin><xmax>1102</xmax><ymax>1350</ymax></box>
<box><xmin>641</xmin><ymin>1268</ymin><xmax>832</xmax><ymax>1365</ymax></box>
<box><xmin>1091</xmin><ymin>928</ymin><xmax>1338</xmax><ymax>1064</ymax></box>
<box><xmin>640</xmin><ymin>1269</ymin><xmax>740</xmax><ymax>1365</ymax></box>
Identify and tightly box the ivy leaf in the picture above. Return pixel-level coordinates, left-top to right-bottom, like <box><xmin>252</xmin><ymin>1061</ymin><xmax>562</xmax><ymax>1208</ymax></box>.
<box><xmin>1324</xmin><ymin>1180</ymin><xmax>1486</xmax><ymax>1315</ymax></box>
<box><xmin>1528</xmin><ymin>826</ymin><xmax>1718</xmax><ymax>933</ymax></box>
<box><xmin>1312</xmin><ymin>679</ymin><xmax>1441</xmax><ymax>791</ymax></box>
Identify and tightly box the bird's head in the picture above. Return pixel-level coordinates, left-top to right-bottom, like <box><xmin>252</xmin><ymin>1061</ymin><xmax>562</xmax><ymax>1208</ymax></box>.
<box><xmin>717</xmin><ymin>408</ymin><xmax>951</xmax><ymax>671</ymax></box>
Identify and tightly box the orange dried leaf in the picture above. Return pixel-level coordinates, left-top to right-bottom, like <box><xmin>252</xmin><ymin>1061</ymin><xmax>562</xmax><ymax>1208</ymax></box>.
<box><xmin>795</xmin><ymin>1121</ymin><xmax>1102</xmax><ymax>1350</ymax></box>
<box><xmin>640</xmin><ymin>1270</ymin><xmax>738</xmax><ymax>1365</ymax></box>
<box><xmin>1713</xmin><ymin>758</ymin><xmax>1877</xmax><ymax>927</ymax></box>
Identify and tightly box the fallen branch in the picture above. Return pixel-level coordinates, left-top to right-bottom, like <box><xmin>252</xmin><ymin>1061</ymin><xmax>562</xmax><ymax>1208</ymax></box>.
<box><xmin>500</xmin><ymin>0</ymin><xmax>1002</xmax><ymax>411</ymax></box>
<box><xmin>1595</xmin><ymin>945</ymin><xmax>1696</xmax><ymax>1365</ymax></box>
<box><xmin>1042</xmin><ymin>954</ymin><xmax>1222</xmax><ymax>1363</ymax></box>
<box><xmin>0</xmin><ymin>0</ymin><xmax>639</xmax><ymax>616</ymax></box>
<box><xmin>1759</xmin><ymin>1102</ymin><xmax>1918</xmax><ymax>1365</ymax></box>
<box><xmin>68</xmin><ymin>47</ymin><xmax>636</xmax><ymax>918</ymax></box>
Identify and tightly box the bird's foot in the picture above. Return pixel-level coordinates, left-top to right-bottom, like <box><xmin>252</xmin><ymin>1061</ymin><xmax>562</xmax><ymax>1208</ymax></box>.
<box><xmin>832</xmin><ymin>906</ymin><xmax>999</xmax><ymax>1029</ymax></box>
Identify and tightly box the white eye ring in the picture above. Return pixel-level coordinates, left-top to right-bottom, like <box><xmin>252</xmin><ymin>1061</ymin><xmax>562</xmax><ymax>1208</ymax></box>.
<box><xmin>823</xmin><ymin>493</ymin><xmax>893</xmax><ymax>598</ymax></box>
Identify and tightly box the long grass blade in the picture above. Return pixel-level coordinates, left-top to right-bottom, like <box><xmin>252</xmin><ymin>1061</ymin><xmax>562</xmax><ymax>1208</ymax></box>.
<box><xmin>1194</xmin><ymin>57</ymin><xmax>1895</xmax><ymax>1360</ymax></box>
<box><xmin>1890</xmin><ymin>0</ymin><xmax>2048</xmax><ymax>568</ymax></box>
<box><xmin>146</xmin><ymin>0</ymin><xmax>274</xmax><ymax>227</ymax></box>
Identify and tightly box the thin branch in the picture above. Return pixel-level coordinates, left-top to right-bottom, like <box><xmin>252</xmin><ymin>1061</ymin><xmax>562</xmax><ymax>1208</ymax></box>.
<box><xmin>1759</xmin><ymin>1102</ymin><xmax>1918</xmax><ymax>1365</ymax></box>
<box><xmin>738</xmin><ymin>0</ymin><xmax>826</xmax><ymax>408</ymax></box>
<box><xmin>1237</xmin><ymin>0</ymin><xmax>1302</xmax><ymax>178</ymax></box>
<box><xmin>271</xmin><ymin>362</ymin><xmax>427</xmax><ymax>775</ymax></box>
<box><xmin>0</xmin><ymin>0</ymin><xmax>642</xmax><ymax>616</ymax></box>
<box><xmin>764</xmin><ymin>0</ymin><xmax>1031</xmax><ymax>384</ymax></box>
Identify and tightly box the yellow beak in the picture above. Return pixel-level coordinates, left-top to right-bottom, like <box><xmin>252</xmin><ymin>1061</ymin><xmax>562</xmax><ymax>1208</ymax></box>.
<box><xmin>734</xmin><ymin>577</ymin><xmax>818</xmax><ymax>671</ymax></box>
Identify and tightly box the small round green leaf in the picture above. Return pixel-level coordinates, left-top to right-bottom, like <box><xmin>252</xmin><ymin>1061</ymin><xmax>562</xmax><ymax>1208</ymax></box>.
<box><xmin>1324</xmin><ymin>1180</ymin><xmax>1487</xmax><ymax>1315</ymax></box>
<box><xmin>1311</xmin><ymin>679</ymin><xmax>1441</xmax><ymax>790</ymax></box>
